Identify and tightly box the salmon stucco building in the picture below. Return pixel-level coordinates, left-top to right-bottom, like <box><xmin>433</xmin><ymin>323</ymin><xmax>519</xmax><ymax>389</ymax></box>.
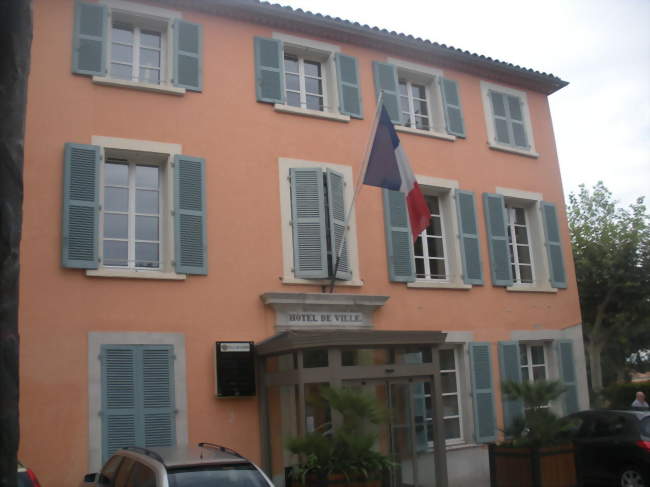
<box><xmin>21</xmin><ymin>1</ymin><xmax>589</xmax><ymax>485</ymax></box>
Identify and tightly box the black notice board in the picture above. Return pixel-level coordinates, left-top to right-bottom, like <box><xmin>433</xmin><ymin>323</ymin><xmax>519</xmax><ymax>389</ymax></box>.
<box><xmin>216</xmin><ymin>341</ymin><xmax>256</xmax><ymax>397</ymax></box>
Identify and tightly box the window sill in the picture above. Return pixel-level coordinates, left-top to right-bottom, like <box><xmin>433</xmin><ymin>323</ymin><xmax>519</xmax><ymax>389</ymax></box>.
<box><xmin>395</xmin><ymin>125</ymin><xmax>455</xmax><ymax>141</ymax></box>
<box><xmin>506</xmin><ymin>283</ymin><xmax>557</xmax><ymax>293</ymax></box>
<box><xmin>92</xmin><ymin>76</ymin><xmax>186</xmax><ymax>96</ymax></box>
<box><xmin>487</xmin><ymin>141</ymin><xmax>539</xmax><ymax>158</ymax></box>
<box><xmin>407</xmin><ymin>280</ymin><xmax>471</xmax><ymax>290</ymax></box>
<box><xmin>281</xmin><ymin>276</ymin><xmax>363</xmax><ymax>287</ymax></box>
<box><xmin>273</xmin><ymin>104</ymin><xmax>351</xmax><ymax>122</ymax></box>
<box><xmin>86</xmin><ymin>268</ymin><xmax>187</xmax><ymax>280</ymax></box>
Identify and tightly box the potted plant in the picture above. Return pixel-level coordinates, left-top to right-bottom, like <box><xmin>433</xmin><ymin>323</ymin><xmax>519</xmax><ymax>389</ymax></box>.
<box><xmin>287</xmin><ymin>386</ymin><xmax>394</xmax><ymax>486</ymax></box>
<box><xmin>489</xmin><ymin>379</ymin><xmax>578</xmax><ymax>487</ymax></box>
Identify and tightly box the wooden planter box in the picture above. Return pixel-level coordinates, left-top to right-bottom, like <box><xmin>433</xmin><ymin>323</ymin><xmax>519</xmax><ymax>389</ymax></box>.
<box><xmin>488</xmin><ymin>443</ymin><xmax>577</xmax><ymax>487</ymax></box>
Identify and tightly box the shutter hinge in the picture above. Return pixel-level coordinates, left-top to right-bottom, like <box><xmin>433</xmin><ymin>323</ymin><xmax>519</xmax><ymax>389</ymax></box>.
<box><xmin>171</xmin><ymin>210</ymin><xmax>175</xmax><ymax>216</ymax></box>
<box><xmin>98</xmin><ymin>353</ymin><xmax>102</xmax><ymax>361</ymax></box>
<box><xmin>98</xmin><ymin>204</ymin><xmax>102</xmax><ymax>211</ymax></box>
<box><xmin>289</xmin><ymin>220</ymin><xmax>293</xmax><ymax>227</ymax></box>
<box><xmin>99</xmin><ymin>410</ymin><xmax>103</xmax><ymax>417</ymax></box>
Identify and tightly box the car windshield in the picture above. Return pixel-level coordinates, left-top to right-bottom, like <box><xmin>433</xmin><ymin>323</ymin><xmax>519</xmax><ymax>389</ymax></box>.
<box><xmin>641</xmin><ymin>417</ymin><xmax>650</xmax><ymax>439</ymax></box>
<box><xmin>167</xmin><ymin>464</ymin><xmax>268</xmax><ymax>487</ymax></box>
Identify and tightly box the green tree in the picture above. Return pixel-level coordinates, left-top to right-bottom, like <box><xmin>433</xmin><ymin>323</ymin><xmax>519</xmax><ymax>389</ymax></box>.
<box><xmin>567</xmin><ymin>182</ymin><xmax>650</xmax><ymax>395</ymax></box>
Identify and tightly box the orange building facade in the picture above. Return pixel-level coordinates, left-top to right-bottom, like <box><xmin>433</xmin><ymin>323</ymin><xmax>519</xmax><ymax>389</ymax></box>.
<box><xmin>21</xmin><ymin>1</ymin><xmax>588</xmax><ymax>485</ymax></box>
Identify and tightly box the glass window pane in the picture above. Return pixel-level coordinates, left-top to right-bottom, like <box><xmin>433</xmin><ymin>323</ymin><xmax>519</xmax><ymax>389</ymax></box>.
<box><xmin>104</xmin><ymin>187</ymin><xmax>128</xmax><ymax>212</ymax></box>
<box><xmin>266</xmin><ymin>353</ymin><xmax>295</xmax><ymax>373</ymax></box>
<box><xmin>508</xmin><ymin>95</ymin><xmax>523</xmax><ymax>121</ymax></box>
<box><xmin>532</xmin><ymin>366</ymin><xmax>546</xmax><ymax>382</ymax></box>
<box><xmin>444</xmin><ymin>418</ymin><xmax>461</xmax><ymax>440</ymax></box>
<box><xmin>302</xmin><ymin>349</ymin><xmax>328</xmax><ymax>368</ymax></box>
<box><xmin>415</xmin><ymin>116</ymin><xmax>430</xmax><ymax>131</ymax></box>
<box><xmin>413</xmin><ymin>236</ymin><xmax>423</xmax><ymax>256</ymax></box>
<box><xmin>303</xmin><ymin>61</ymin><xmax>321</xmax><ymax>77</ymax></box>
<box><xmin>517</xmin><ymin>245</ymin><xmax>531</xmax><ymax>264</ymax></box>
<box><xmin>495</xmin><ymin>118</ymin><xmax>510</xmax><ymax>144</ymax></box>
<box><xmin>305</xmin><ymin>95</ymin><xmax>323</xmax><ymax>111</ymax></box>
<box><xmin>110</xmin><ymin>63</ymin><xmax>132</xmax><ymax>80</ymax></box>
<box><xmin>286</xmin><ymin>91</ymin><xmax>300</xmax><ymax>107</ymax></box>
<box><xmin>519</xmin><ymin>265</ymin><xmax>533</xmax><ymax>283</ymax></box>
<box><xmin>140</xmin><ymin>30</ymin><xmax>161</xmax><ymax>49</ymax></box>
<box><xmin>396</xmin><ymin>348</ymin><xmax>432</xmax><ymax>365</ymax></box>
<box><xmin>135</xmin><ymin>242</ymin><xmax>159</xmax><ymax>268</ymax></box>
<box><xmin>429</xmin><ymin>259</ymin><xmax>446</xmax><ymax>279</ymax></box>
<box><xmin>490</xmin><ymin>92</ymin><xmax>506</xmax><ymax>116</ymax></box>
<box><xmin>427</xmin><ymin>196</ymin><xmax>440</xmax><ymax>215</ymax></box>
<box><xmin>514</xmin><ymin>207</ymin><xmax>526</xmax><ymax>225</ymax></box>
<box><xmin>514</xmin><ymin>226</ymin><xmax>529</xmax><ymax>245</ymax></box>
<box><xmin>441</xmin><ymin>372</ymin><xmax>457</xmax><ymax>393</ymax></box>
<box><xmin>103</xmin><ymin>240</ymin><xmax>128</xmax><ymax>266</ymax></box>
<box><xmin>304</xmin><ymin>383</ymin><xmax>331</xmax><ymax>433</ymax></box>
<box><xmin>111</xmin><ymin>43</ymin><xmax>133</xmax><ymax>63</ymax></box>
<box><xmin>283</xmin><ymin>55</ymin><xmax>298</xmax><ymax>73</ymax></box>
<box><xmin>111</xmin><ymin>23</ymin><xmax>133</xmax><ymax>44</ymax></box>
<box><xmin>439</xmin><ymin>349</ymin><xmax>455</xmax><ymax>370</ymax></box>
<box><xmin>427</xmin><ymin>237</ymin><xmax>444</xmax><ymax>258</ymax></box>
<box><xmin>443</xmin><ymin>395</ymin><xmax>459</xmax><ymax>416</ymax></box>
<box><xmin>136</xmin><ymin>190</ymin><xmax>159</xmax><ymax>214</ymax></box>
<box><xmin>412</xmin><ymin>83</ymin><xmax>426</xmax><ymax>99</ymax></box>
<box><xmin>427</xmin><ymin>217</ymin><xmax>442</xmax><ymax>237</ymax></box>
<box><xmin>414</xmin><ymin>99</ymin><xmax>428</xmax><ymax>116</ymax></box>
<box><xmin>136</xmin><ymin>165</ymin><xmax>159</xmax><ymax>189</ymax></box>
<box><xmin>414</xmin><ymin>257</ymin><xmax>425</xmax><ymax>278</ymax></box>
<box><xmin>104</xmin><ymin>213</ymin><xmax>128</xmax><ymax>238</ymax></box>
<box><xmin>140</xmin><ymin>48</ymin><xmax>160</xmax><ymax>68</ymax></box>
<box><xmin>139</xmin><ymin>68</ymin><xmax>160</xmax><ymax>84</ymax></box>
<box><xmin>135</xmin><ymin>215</ymin><xmax>159</xmax><ymax>241</ymax></box>
<box><xmin>305</xmin><ymin>77</ymin><xmax>322</xmax><ymax>95</ymax></box>
<box><xmin>512</xmin><ymin>122</ymin><xmax>528</xmax><ymax>148</ymax></box>
<box><xmin>285</xmin><ymin>73</ymin><xmax>299</xmax><ymax>91</ymax></box>
<box><xmin>531</xmin><ymin>345</ymin><xmax>545</xmax><ymax>365</ymax></box>
<box><xmin>105</xmin><ymin>162</ymin><xmax>129</xmax><ymax>186</ymax></box>
<box><xmin>519</xmin><ymin>344</ymin><xmax>528</xmax><ymax>365</ymax></box>
<box><xmin>342</xmin><ymin>348</ymin><xmax>390</xmax><ymax>366</ymax></box>
<box><xmin>399</xmin><ymin>81</ymin><xmax>407</xmax><ymax>95</ymax></box>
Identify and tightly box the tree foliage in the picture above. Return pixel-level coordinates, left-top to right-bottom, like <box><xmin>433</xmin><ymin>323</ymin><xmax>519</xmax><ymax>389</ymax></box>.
<box><xmin>567</xmin><ymin>182</ymin><xmax>650</xmax><ymax>392</ymax></box>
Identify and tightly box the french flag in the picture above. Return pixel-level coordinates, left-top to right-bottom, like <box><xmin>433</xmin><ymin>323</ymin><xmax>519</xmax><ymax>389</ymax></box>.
<box><xmin>363</xmin><ymin>105</ymin><xmax>431</xmax><ymax>240</ymax></box>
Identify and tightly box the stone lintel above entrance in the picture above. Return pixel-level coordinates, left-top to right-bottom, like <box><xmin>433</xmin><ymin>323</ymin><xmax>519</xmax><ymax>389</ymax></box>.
<box><xmin>260</xmin><ymin>292</ymin><xmax>389</xmax><ymax>330</ymax></box>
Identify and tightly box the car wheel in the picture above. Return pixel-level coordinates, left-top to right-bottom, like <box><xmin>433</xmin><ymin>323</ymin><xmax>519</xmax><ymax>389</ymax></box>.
<box><xmin>620</xmin><ymin>467</ymin><xmax>647</xmax><ymax>487</ymax></box>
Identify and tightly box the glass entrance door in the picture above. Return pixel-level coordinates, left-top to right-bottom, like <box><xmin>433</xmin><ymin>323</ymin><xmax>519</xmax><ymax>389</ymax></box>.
<box><xmin>345</xmin><ymin>378</ymin><xmax>436</xmax><ymax>487</ymax></box>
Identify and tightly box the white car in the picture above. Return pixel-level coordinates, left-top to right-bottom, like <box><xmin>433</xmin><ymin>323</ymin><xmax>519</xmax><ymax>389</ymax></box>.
<box><xmin>81</xmin><ymin>443</ymin><xmax>274</xmax><ymax>487</ymax></box>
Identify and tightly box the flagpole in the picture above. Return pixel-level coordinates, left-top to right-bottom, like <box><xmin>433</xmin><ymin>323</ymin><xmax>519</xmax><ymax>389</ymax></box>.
<box><xmin>328</xmin><ymin>91</ymin><xmax>385</xmax><ymax>293</ymax></box>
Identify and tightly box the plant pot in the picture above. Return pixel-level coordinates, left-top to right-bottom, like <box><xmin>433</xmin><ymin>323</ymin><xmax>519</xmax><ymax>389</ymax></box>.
<box><xmin>488</xmin><ymin>443</ymin><xmax>577</xmax><ymax>487</ymax></box>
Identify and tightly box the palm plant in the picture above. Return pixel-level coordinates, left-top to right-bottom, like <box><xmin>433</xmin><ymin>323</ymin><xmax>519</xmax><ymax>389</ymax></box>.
<box><xmin>501</xmin><ymin>379</ymin><xmax>577</xmax><ymax>447</ymax></box>
<box><xmin>287</xmin><ymin>387</ymin><xmax>394</xmax><ymax>485</ymax></box>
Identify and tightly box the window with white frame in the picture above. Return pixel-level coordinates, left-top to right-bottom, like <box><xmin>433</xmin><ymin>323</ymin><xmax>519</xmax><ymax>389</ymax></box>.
<box><xmin>284</xmin><ymin>54</ymin><xmax>326</xmax><ymax>112</ymax></box>
<box><xmin>481</xmin><ymin>81</ymin><xmax>536</xmax><ymax>155</ymax></box>
<box><xmin>506</xmin><ymin>206</ymin><xmax>534</xmax><ymax>284</ymax></box>
<box><xmin>110</xmin><ymin>20</ymin><xmax>164</xmax><ymax>85</ymax></box>
<box><xmin>414</xmin><ymin>195</ymin><xmax>448</xmax><ymax>281</ymax></box>
<box><xmin>520</xmin><ymin>343</ymin><xmax>547</xmax><ymax>382</ymax></box>
<box><xmin>440</xmin><ymin>348</ymin><xmax>462</xmax><ymax>441</ymax></box>
<box><xmin>102</xmin><ymin>157</ymin><xmax>162</xmax><ymax>269</ymax></box>
<box><xmin>399</xmin><ymin>79</ymin><xmax>431</xmax><ymax>131</ymax></box>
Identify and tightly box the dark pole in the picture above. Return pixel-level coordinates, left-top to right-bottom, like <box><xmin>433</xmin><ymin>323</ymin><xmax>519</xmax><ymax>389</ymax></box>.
<box><xmin>0</xmin><ymin>1</ymin><xmax>32</xmax><ymax>486</ymax></box>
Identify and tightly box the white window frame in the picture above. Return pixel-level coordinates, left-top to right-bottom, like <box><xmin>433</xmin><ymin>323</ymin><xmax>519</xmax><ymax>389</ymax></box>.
<box><xmin>480</xmin><ymin>81</ymin><xmax>538</xmax><ymax>157</ymax></box>
<box><xmin>496</xmin><ymin>187</ymin><xmax>556</xmax><ymax>293</ymax></box>
<box><xmin>109</xmin><ymin>22</ymin><xmax>164</xmax><ymax>85</ymax></box>
<box><xmin>407</xmin><ymin>176</ymin><xmax>471</xmax><ymax>290</ymax></box>
<box><xmin>519</xmin><ymin>342</ymin><xmax>548</xmax><ymax>383</ymax></box>
<box><xmin>283</xmin><ymin>54</ymin><xmax>327</xmax><ymax>113</ymax></box>
<box><xmin>440</xmin><ymin>347</ymin><xmax>464</xmax><ymax>444</ymax></box>
<box><xmin>278</xmin><ymin>157</ymin><xmax>362</xmax><ymax>286</ymax></box>
<box><xmin>93</xmin><ymin>0</ymin><xmax>185</xmax><ymax>95</ymax></box>
<box><xmin>272</xmin><ymin>33</ymin><xmax>350</xmax><ymax>123</ymax></box>
<box><xmin>413</xmin><ymin>194</ymin><xmax>449</xmax><ymax>282</ymax></box>
<box><xmin>87</xmin><ymin>331</ymin><xmax>188</xmax><ymax>473</ymax></box>
<box><xmin>387</xmin><ymin>58</ymin><xmax>455</xmax><ymax>141</ymax></box>
<box><xmin>88</xmin><ymin>136</ymin><xmax>185</xmax><ymax>280</ymax></box>
<box><xmin>506</xmin><ymin>206</ymin><xmax>535</xmax><ymax>285</ymax></box>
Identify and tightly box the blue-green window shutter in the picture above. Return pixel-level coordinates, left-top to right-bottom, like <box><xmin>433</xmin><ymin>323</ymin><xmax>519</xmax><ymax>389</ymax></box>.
<box><xmin>174</xmin><ymin>155</ymin><xmax>207</xmax><ymax>275</ymax></box>
<box><xmin>498</xmin><ymin>341</ymin><xmax>524</xmax><ymax>434</ymax></box>
<box><xmin>469</xmin><ymin>343</ymin><xmax>497</xmax><ymax>443</ymax></box>
<box><xmin>440</xmin><ymin>78</ymin><xmax>465</xmax><ymax>138</ymax></box>
<box><xmin>372</xmin><ymin>61</ymin><xmax>400</xmax><ymax>123</ymax></box>
<box><xmin>335</xmin><ymin>53</ymin><xmax>362</xmax><ymax>119</ymax></box>
<box><xmin>326</xmin><ymin>169</ymin><xmax>352</xmax><ymax>281</ymax></box>
<box><xmin>541</xmin><ymin>201</ymin><xmax>567</xmax><ymax>289</ymax></box>
<box><xmin>483</xmin><ymin>193</ymin><xmax>513</xmax><ymax>286</ymax></box>
<box><xmin>173</xmin><ymin>20</ymin><xmax>202</xmax><ymax>92</ymax></box>
<box><xmin>382</xmin><ymin>189</ymin><xmax>415</xmax><ymax>282</ymax></box>
<box><xmin>290</xmin><ymin>168</ymin><xmax>328</xmax><ymax>278</ymax></box>
<box><xmin>254</xmin><ymin>37</ymin><xmax>284</xmax><ymax>104</ymax></box>
<box><xmin>72</xmin><ymin>1</ymin><xmax>107</xmax><ymax>76</ymax></box>
<box><xmin>62</xmin><ymin>143</ymin><xmax>100</xmax><ymax>269</ymax></box>
<box><xmin>101</xmin><ymin>345</ymin><xmax>138</xmax><ymax>462</ymax></box>
<box><xmin>557</xmin><ymin>340</ymin><xmax>579</xmax><ymax>414</ymax></box>
<box><xmin>142</xmin><ymin>346</ymin><xmax>176</xmax><ymax>448</ymax></box>
<box><xmin>455</xmin><ymin>190</ymin><xmax>483</xmax><ymax>285</ymax></box>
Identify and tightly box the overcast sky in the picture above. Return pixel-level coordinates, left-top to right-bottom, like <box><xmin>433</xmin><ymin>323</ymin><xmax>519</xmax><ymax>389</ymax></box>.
<box><xmin>279</xmin><ymin>0</ymin><xmax>650</xmax><ymax>208</ymax></box>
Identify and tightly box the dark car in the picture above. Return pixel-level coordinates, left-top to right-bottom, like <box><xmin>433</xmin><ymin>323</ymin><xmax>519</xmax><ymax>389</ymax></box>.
<box><xmin>569</xmin><ymin>409</ymin><xmax>650</xmax><ymax>487</ymax></box>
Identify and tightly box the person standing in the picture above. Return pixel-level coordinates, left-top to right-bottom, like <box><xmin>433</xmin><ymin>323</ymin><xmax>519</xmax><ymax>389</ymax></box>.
<box><xmin>631</xmin><ymin>391</ymin><xmax>649</xmax><ymax>408</ymax></box>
